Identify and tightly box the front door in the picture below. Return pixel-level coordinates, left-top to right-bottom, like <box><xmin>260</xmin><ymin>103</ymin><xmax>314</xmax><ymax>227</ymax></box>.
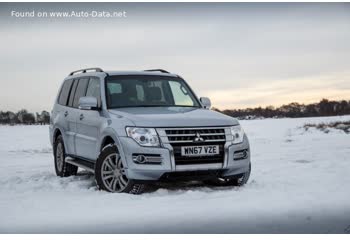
<box><xmin>76</xmin><ymin>109</ymin><xmax>102</xmax><ymax>160</ymax></box>
<box><xmin>74</xmin><ymin>78</ymin><xmax>103</xmax><ymax>160</ymax></box>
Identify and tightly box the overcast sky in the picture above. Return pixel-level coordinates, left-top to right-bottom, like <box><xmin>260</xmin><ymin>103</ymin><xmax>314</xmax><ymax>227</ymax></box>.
<box><xmin>0</xmin><ymin>3</ymin><xmax>349</xmax><ymax>112</ymax></box>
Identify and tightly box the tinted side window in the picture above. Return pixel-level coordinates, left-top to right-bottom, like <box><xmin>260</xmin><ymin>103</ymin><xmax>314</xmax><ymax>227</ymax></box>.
<box><xmin>68</xmin><ymin>79</ymin><xmax>79</xmax><ymax>107</ymax></box>
<box><xmin>73</xmin><ymin>78</ymin><xmax>89</xmax><ymax>108</ymax></box>
<box><xmin>58</xmin><ymin>79</ymin><xmax>73</xmax><ymax>106</ymax></box>
<box><xmin>86</xmin><ymin>78</ymin><xmax>101</xmax><ymax>107</ymax></box>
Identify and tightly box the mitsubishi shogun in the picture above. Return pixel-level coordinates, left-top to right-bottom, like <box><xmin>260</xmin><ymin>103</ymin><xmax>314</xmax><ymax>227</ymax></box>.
<box><xmin>49</xmin><ymin>68</ymin><xmax>251</xmax><ymax>194</ymax></box>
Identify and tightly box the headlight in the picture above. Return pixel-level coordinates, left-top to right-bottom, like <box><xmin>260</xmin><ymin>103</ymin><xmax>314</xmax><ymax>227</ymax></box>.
<box><xmin>230</xmin><ymin>125</ymin><xmax>244</xmax><ymax>144</ymax></box>
<box><xmin>126</xmin><ymin>127</ymin><xmax>160</xmax><ymax>147</ymax></box>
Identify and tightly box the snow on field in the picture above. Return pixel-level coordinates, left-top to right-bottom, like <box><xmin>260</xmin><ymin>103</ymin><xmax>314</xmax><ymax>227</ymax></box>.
<box><xmin>0</xmin><ymin>116</ymin><xmax>350</xmax><ymax>233</ymax></box>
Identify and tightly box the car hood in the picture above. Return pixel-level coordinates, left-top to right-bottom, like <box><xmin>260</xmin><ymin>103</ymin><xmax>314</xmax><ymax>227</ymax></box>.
<box><xmin>108</xmin><ymin>107</ymin><xmax>238</xmax><ymax>127</ymax></box>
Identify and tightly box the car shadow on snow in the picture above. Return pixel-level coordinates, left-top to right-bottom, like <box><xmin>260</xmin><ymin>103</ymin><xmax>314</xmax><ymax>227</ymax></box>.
<box><xmin>2</xmin><ymin>169</ymin><xmax>256</xmax><ymax>195</ymax></box>
<box><xmin>74</xmin><ymin>171</ymin><xmax>256</xmax><ymax>195</ymax></box>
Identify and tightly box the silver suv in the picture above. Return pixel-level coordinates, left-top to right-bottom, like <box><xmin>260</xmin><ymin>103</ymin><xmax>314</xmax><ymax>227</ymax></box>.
<box><xmin>49</xmin><ymin>68</ymin><xmax>251</xmax><ymax>194</ymax></box>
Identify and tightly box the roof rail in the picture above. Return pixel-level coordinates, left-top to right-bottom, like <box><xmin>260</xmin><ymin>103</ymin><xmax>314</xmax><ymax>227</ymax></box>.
<box><xmin>69</xmin><ymin>67</ymin><xmax>104</xmax><ymax>76</ymax></box>
<box><xmin>144</xmin><ymin>69</ymin><xmax>170</xmax><ymax>74</ymax></box>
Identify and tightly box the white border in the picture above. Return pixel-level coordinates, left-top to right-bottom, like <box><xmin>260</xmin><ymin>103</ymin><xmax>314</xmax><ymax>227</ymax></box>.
<box><xmin>2</xmin><ymin>0</ymin><xmax>350</xmax><ymax>2</ymax></box>
<box><xmin>2</xmin><ymin>235</ymin><xmax>350</xmax><ymax>240</ymax></box>
<box><xmin>1</xmin><ymin>1</ymin><xmax>349</xmax><ymax>239</ymax></box>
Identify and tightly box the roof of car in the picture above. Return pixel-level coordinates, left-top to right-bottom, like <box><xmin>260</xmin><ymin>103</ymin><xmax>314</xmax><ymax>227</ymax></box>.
<box><xmin>105</xmin><ymin>70</ymin><xmax>178</xmax><ymax>78</ymax></box>
<box><xmin>65</xmin><ymin>68</ymin><xmax>180</xmax><ymax>80</ymax></box>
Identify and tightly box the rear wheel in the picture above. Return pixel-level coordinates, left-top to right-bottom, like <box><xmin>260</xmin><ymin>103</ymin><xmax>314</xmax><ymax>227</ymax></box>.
<box><xmin>95</xmin><ymin>145</ymin><xmax>146</xmax><ymax>194</ymax></box>
<box><xmin>205</xmin><ymin>163</ymin><xmax>251</xmax><ymax>187</ymax></box>
<box><xmin>54</xmin><ymin>135</ymin><xmax>78</xmax><ymax>177</ymax></box>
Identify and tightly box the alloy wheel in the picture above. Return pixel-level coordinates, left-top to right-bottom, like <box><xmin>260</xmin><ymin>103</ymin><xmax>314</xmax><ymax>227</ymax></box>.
<box><xmin>101</xmin><ymin>153</ymin><xmax>129</xmax><ymax>192</ymax></box>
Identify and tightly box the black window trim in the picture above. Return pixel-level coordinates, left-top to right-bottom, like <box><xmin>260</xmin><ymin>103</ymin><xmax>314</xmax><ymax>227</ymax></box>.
<box><xmin>68</xmin><ymin>78</ymin><xmax>79</xmax><ymax>108</ymax></box>
<box><xmin>58</xmin><ymin>76</ymin><xmax>100</xmax><ymax>109</ymax></box>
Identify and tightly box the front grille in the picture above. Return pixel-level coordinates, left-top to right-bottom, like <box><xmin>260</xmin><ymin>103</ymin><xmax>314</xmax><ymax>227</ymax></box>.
<box><xmin>165</xmin><ymin>128</ymin><xmax>225</xmax><ymax>143</ymax></box>
<box><xmin>163</xmin><ymin>128</ymin><xmax>226</xmax><ymax>165</ymax></box>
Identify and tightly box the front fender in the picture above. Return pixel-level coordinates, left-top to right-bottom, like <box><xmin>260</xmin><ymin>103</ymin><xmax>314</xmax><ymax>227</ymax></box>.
<box><xmin>98</xmin><ymin>127</ymin><xmax>129</xmax><ymax>168</ymax></box>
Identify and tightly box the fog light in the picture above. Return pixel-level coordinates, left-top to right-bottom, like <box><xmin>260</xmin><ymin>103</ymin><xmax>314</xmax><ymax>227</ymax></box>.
<box><xmin>132</xmin><ymin>154</ymin><xmax>163</xmax><ymax>164</ymax></box>
<box><xmin>233</xmin><ymin>149</ymin><xmax>248</xmax><ymax>160</ymax></box>
<box><xmin>135</xmin><ymin>155</ymin><xmax>146</xmax><ymax>164</ymax></box>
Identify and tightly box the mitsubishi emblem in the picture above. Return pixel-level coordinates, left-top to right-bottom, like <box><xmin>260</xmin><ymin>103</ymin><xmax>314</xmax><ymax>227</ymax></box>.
<box><xmin>193</xmin><ymin>132</ymin><xmax>204</xmax><ymax>142</ymax></box>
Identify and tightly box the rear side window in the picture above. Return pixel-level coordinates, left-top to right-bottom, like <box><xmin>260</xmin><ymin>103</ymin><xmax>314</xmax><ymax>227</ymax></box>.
<box><xmin>58</xmin><ymin>79</ymin><xmax>73</xmax><ymax>106</ymax></box>
<box><xmin>73</xmin><ymin>78</ymin><xmax>89</xmax><ymax>108</ymax></box>
<box><xmin>86</xmin><ymin>78</ymin><xmax>101</xmax><ymax>107</ymax></box>
<box><xmin>68</xmin><ymin>79</ymin><xmax>79</xmax><ymax>107</ymax></box>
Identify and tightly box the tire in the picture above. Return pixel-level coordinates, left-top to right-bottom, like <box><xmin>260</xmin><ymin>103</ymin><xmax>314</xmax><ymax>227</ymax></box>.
<box><xmin>95</xmin><ymin>145</ymin><xmax>146</xmax><ymax>194</ymax></box>
<box><xmin>54</xmin><ymin>135</ymin><xmax>78</xmax><ymax>177</ymax></box>
<box><xmin>205</xmin><ymin>163</ymin><xmax>251</xmax><ymax>187</ymax></box>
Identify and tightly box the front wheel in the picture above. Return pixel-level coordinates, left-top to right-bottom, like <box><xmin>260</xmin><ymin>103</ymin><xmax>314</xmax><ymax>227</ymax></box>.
<box><xmin>95</xmin><ymin>145</ymin><xmax>146</xmax><ymax>194</ymax></box>
<box><xmin>205</xmin><ymin>163</ymin><xmax>251</xmax><ymax>187</ymax></box>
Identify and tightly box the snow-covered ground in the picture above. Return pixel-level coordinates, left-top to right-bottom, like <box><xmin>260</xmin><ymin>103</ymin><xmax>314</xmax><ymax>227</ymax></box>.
<box><xmin>0</xmin><ymin>116</ymin><xmax>350</xmax><ymax>233</ymax></box>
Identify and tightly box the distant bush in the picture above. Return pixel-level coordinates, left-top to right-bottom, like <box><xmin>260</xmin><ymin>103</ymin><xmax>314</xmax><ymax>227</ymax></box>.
<box><xmin>0</xmin><ymin>110</ymin><xmax>50</xmax><ymax>125</ymax></box>
<box><xmin>303</xmin><ymin>121</ymin><xmax>350</xmax><ymax>134</ymax></box>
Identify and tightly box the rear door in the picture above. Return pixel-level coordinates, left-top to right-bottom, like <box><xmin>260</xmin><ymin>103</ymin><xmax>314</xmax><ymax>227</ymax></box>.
<box><xmin>56</xmin><ymin>78</ymin><xmax>76</xmax><ymax>155</ymax></box>
<box><xmin>64</xmin><ymin>78</ymin><xmax>80</xmax><ymax>155</ymax></box>
<box><xmin>75</xmin><ymin>77</ymin><xmax>103</xmax><ymax>160</ymax></box>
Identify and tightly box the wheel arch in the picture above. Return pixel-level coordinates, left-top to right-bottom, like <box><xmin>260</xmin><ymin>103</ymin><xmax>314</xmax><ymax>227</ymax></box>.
<box><xmin>98</xmin><ymin>129</ymin><xmax>128</xmax><ymax>167</ymax></box>
<box><xmin>100</xmin><ymin>135</ymin><xmax>115</xmax><ymax>151</ymax></box>
<box><xmin>53</xmin><ymin>128</ymin><xmax>63</xmax><ymax>144</ymax></box>
<box><xmin>52</xmin><ymin>127</ymin><xmax>68</xmax><ymax>156</ymax></box>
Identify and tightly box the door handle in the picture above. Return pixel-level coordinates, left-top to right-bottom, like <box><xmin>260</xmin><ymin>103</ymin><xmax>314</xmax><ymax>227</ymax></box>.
<box><xmin>79</xmin><ymin>114</ymin><xmax>84</xmax><ymax>121</ymax></box>
<box><xmin>64</xmin><ymin>111</ymin><xmax>68</xmax><ymax>117</ymax></box>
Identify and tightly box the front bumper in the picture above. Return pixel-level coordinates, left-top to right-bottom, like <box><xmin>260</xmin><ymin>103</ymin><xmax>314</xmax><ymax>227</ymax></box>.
<box><xmin>119</xmin><ymin>134</ymin><xmax>251</xmax><ymax>181</ymax></box>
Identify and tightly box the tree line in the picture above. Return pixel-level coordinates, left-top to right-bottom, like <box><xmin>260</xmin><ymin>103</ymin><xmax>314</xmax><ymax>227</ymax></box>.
<box><xmin>0</xmin><ymin>110</ymin><xmax>50</xmax><ymax>125</ymax></box>
<box><xmin>213</xmin><ymin>99</ymin><xmax>350</xmax><ymax>120</ymax></box>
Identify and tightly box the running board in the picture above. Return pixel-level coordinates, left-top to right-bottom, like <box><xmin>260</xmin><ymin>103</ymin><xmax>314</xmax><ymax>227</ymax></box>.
<box><xmin>66</xmin><ymin>158</ymin><xmax>95</xmax><ymax>173</ymax></box>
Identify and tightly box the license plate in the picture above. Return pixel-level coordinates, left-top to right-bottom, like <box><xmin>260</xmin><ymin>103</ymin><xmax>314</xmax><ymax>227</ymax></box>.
<box><xmin>181</xmin><ymin>145</ymin><xmax>219</xmax><ymax>156</ymax></box>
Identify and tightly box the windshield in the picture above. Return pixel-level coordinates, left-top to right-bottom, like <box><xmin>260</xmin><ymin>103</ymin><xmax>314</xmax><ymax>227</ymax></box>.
<box><xmin>105</xmin><ymin>75</ymin><xmax>201</xmax><ymax>108</ymax></box>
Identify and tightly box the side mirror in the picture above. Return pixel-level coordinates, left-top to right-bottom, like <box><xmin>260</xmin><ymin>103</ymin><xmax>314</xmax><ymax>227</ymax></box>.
<box><xmin>200</xmin><ymin>97</ymin><xmax>211</xmax><ymax>109</ymax></box>
<box><xmin>79</xmin><ymin>96</ymin><xmax>98</xmax><ymax>110</ymax></box>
